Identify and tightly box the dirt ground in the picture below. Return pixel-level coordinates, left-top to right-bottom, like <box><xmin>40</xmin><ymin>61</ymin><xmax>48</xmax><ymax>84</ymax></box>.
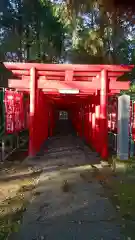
<box><xmin>7</xmin><ymin>136</ymin><xmax>127</xmax><ymax>240</ymax></box>
<box><xmin>0</xmin><ymin>137</ymin><xmax>135</xmax><ymax>239</ymax></box>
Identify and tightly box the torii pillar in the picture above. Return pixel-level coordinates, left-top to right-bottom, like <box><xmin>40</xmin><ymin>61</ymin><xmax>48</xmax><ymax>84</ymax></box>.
<box><xmin>29</xmin><ymin>67</ymin><xmax>38</xmax><ymax>157</ymax></box>
<box><xmin>100</xmin><ymin>69</ymin><xmax>108</xmax><ymax>159</ymax></box>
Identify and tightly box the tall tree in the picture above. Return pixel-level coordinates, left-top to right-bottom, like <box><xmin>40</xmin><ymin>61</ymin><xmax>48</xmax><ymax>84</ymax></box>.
<box><xmin>0</xmin><ymin>0</ymin><xmax>65</xmax><ymax>62</ymax></box>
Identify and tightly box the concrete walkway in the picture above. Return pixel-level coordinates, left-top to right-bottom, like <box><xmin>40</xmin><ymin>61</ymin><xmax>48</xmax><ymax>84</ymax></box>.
<box><xmin>10</xmin><ymin>135</ymin><xmax>124</xmax><ymax>240</ymax></box>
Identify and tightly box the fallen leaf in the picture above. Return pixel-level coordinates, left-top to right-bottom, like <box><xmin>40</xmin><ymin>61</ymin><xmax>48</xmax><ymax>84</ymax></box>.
<box><xmin>61</xmin><ymin>180</ymin><xmax>71</xmax><ymax>192</ymax></box>
<box><xmin>33</xmin><ymin>191</ymin><xmax>41</xmax><ymax>196</ymax></box>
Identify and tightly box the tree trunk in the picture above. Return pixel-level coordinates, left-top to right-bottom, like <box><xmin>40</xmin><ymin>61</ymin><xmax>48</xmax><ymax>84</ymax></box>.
<box><xmin>35</xmin><ymin>18</ymin><xmax>41</xmax><ymax>62</ymax></box>
<box><xmin>17</xmin><ymin>0</ymin><xmax>23</xmax><ymax>62</ymax></box>
<box><xmin>71</xmin><ymin>9</ymin><xmax>78</xmax><ymax>49</ymax></box>
<box><xmin>25</xmin><ymin>25</ymin><xmax>30</xmax><ymax>61</ymax></box>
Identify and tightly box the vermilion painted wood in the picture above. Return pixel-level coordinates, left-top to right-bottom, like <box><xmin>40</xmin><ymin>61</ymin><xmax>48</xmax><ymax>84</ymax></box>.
<box><xmin>8</xmin><ymin>79</ymin><xmax>29</xmax><ymax>89</ymax></box>
<box><xmin>39</xmin><ymin>80</ymin><xmax>100</xmax><ymax>90</ymax></box>
<box><xmin>29</xmin><ymin>67</ymin><xmax>37</xmax><ymax>156</ymax></box>
<box><xmin>80</xmin><ymin>105</ymin><xmax>84</xmax><ymax>137</ymax></box>
<box><xmin>36</xmin><ymin>90</ymin><xmax>47</xmax><ymax>152</ymax></box>
<box><xmin>95</xmin><ymin>91</ymin><xmax>100</xmax><ymax>152</ymax></box>
<box><xmin>108</xmin><ymin>90</ymin><xmax>120</xmax><ymax>94</ymax></box>
<box><xmin>5</xmin><ymin>62</ymin><xmax>134</xmax><ymax>159</ymax></box>
<box><xmin>12</xmin><ymin>70</ymin><xmax>99</xmax><ymax>77</ymax></box>
<box><xmin>12</xmin><ymin>70</ymin><xmax>30</xmax><ymax>76</ymax></box>
<box><xmin>11</xmin><ymin>69</ymin><xmax>130</xmax><ymax>79</ymax></box>
<box><xmin>38</xmin><ymin>71</ymin><xmax>129</xmax><ymax>77</ymax></box>
<box><xmin>8</xmin><ymin>78</ymin><xmax>130</xmax><ymax>91</ymax></box>
<box><xmin>88</xmin><ymin>104</ymin><xmax>92</xmax><ymax>144</ymax></box>
<box><xmin>23</xmin><ymin>75</ymin><xmax>119</xmax><ymax>82</ymax></box>
<box><xmin>37</xmin><ymin>91</ymin><xmax>49</xmax><ymax>148</ymax></box>
<box><xmin>65</xmin><ymin>70</ymin><xmax>73</xmax><ymax>82</ymax></box>
<box><xmin>39</xmin><ymin>71</ymin><xmax>99</xmax><ymax>77</ymax></box>
<box><xmin>86</xmin><ymin>104</ymin><xmax>90</xmax><ymax>143</ymax></box>
<box><xmin>109</xmin><ymin>80</ymin><xmax>130</xmax><ymax>90</ymax></box>
<box><xmin>9</xmin><ymin>79</ymin><xmax>99</xmax><ymax>89</ymax></box>
<box><xmin>35</xmin><ymin>89</ymin><xmax>40</xmax><ymax>152</ymax></box>
<box><xmin>100</xmin><ymin>69</ymin><xmax>108</xmax><ymax>159</ymax></box>
<box><xmin>4</xmin><ymin>62</ymin><xmax>134</xmax><ymax>71</ymax></box>
<box><xmin>91</xmin><ymin>101</ymin><xmax>96</xmax><ymax>149</ymax></box>
<box><xmin>11</xmin><ymin>87</ymin><xmax>120</xmax><ymax>95</ymax></box>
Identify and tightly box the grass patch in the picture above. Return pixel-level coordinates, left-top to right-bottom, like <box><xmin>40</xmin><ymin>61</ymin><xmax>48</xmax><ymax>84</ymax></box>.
<box><xmin>90</xmin><ymin>154</ymin><xmax>135</xmax><ymax>238</ymax></box>
<box><xmin>105</xmin><ymin>175</ymin><xmax>135</xmax><ymax>239</ymax></box>
<box><xmin>0</xmin><ymin>195</ymin><xmax>28</xmax><ymax>240</ymax></box>
<box><xmin>108</xmin><ymin>156</ymin><xmax>135</xmax><ymax>174</ymax></box>
<box><xmin>0</xmin><ymin>173</ymin><xmax>40</xmax><ymax>239</ymax></box>
<box><xmin>95</xmin><ymin>159</ymin><xmax>135</xmax><ymax>239</ymax></box>
<box><xmin>107</xmin><ymin>178</ymin><xmax>135</xmax><ymax>219</ymax></box>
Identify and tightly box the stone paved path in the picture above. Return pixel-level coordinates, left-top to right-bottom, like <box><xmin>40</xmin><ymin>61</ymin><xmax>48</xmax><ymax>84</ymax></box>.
<box><xmin>10</xmin><ymin>135</ymin><xmax>124</xmax><ymax>240</ymax></box>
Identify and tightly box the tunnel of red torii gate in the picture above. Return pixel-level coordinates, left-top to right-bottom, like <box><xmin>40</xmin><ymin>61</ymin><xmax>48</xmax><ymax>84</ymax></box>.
<box><xmin>4</xmin><ymin>62</ymin><xmax>134</xmax><ymax>160</ymax></box>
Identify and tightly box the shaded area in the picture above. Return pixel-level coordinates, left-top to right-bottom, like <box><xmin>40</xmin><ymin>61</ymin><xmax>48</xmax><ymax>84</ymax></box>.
<box><xmin>54</xmin><ymin>119</ymin><xmax>76</xmax><ymax>136</ymax></box>
<box><xmin>0</xmin><ymin>63</ymin><xmax>14</xmax><ymax>88</ymax></box>
<box><xmin>9</xmin><ymin>135</ymin><xmax>124</xmax><ymax>240</ymax></box>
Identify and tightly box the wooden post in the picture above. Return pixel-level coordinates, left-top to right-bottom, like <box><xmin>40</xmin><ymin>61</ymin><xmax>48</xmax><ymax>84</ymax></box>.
<box><xmin>88</xmin><ymin>104</ymin><xmax>92</xmax><ymax>144</ymax></box>
<box><xmin>92</xmin><ymin>103</ymin><xmax>96</xmax><ymax>149</ymax></box>
<box><xmin>84</xmin><ymin>104</ymin><xmax>88</xmax><ymax>141</ymax></box>
<box><xmin>100</xmin><ymin>69</ymin><xmax>108</xmax><ymax>159</ymax></box>
<box><xmin>29</xmin><ymin>67</ymin><xmax>37</xmax><ymax>156</ymax></box>
<box><xmin>49</xmin><ymin>105</ymin><xmax>53</xmax><ymax>137</ymax></box>
<box><xmin>37</xmin><ymin>90</ymin><xmax>46</xmax><ymax>151</ymax></box>
<box><xmin>95</xmin><ymin>104</ymin><xmax>100</xmax><ymax>152</ymax></box>
<box><xmin>86</xmin><ymin>104</ymin><xmax>89</xmax><ymax>143</ymax></box>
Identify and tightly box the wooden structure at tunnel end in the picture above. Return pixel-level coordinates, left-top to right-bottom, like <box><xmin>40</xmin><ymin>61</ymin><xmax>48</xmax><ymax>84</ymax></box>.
<box><xmin>4</xmin><ymin>62</ymin><xmax>134</xmax><ymax>160</ymax></box>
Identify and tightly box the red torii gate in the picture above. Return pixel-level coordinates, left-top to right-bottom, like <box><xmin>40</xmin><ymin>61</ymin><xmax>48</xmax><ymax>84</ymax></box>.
<box><xmin>4</xmin><ymin>62</ymin><xmax>134</xmax><ymax>159</ymax></box>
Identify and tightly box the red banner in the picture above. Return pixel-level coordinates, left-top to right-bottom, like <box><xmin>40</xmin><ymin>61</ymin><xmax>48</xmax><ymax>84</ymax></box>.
<box><xmin>5</xmin><ymin>90</ymin><xmax>25</xmax><ymax>134</ymax></box>
<box><xmin>24</xmin><ymin>98</ymin><xmax>29</xmax><ymax>129</ymax></box>
<box><xmin>108</xmin><ymin>97</ymin><xmax>117</xmax><ymax>132</ymax></box>
<box><xmin>5</xmin><ymin>90</ymin><xmax>15</xmax><ymax>134</ymax></box>
<box><xmin>14</xmin><ymin>92</ymin><xmax>24</xmax><ymax>132</ymax></box>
